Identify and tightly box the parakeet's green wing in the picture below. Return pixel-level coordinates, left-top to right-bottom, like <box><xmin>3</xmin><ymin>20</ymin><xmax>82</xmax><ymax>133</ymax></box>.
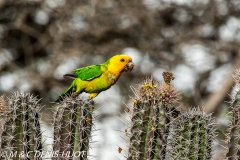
<box><xmin>75</xmin><ymin>65</ymin><xmax>103</xmax><ymax>81</ymax></box>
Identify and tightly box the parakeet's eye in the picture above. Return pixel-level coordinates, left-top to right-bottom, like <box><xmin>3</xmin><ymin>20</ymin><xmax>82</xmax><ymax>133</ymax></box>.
<box><xmin>120</xmin><ymin>58</ymin><xmax>125</xmax><ymax>62</ymax></box>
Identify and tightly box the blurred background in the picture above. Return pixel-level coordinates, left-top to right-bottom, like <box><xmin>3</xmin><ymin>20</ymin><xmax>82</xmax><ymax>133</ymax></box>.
<box><xmin>0</xmin><ymin>0</ymin><xmax>240</xmax><ymax>159</ymax></box>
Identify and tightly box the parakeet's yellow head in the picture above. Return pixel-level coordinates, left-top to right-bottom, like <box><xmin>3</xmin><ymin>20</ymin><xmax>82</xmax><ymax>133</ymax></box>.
<box><xmin>107</xmin><ymin>55</ymin><xmax>134</xmax><ymax>74</ymax></box>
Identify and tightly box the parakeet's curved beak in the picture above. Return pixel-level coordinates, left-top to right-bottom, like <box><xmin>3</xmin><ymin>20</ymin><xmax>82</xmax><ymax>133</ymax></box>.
<box><xmin>124</xmin><ymin>61</ymin><xmax>134</xmax><ymax>72</ymax></box>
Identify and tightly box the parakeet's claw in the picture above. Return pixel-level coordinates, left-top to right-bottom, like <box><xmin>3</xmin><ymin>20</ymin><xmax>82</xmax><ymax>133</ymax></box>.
<box><xmin>124</xmin><ymin>62</ymin><xmax>134</xmax><ymax>72</ymax></box>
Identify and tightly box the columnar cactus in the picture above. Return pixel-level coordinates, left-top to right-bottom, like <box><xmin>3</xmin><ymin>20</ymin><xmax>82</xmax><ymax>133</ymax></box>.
<box><xmin>0</xmin><ymin>92</ymin><xmax>43</xmax><ymax>160</ymax></box>
<box><xmin>127</xmin><ymin>72</ymin><xmax>179</xmax><ymax>160</ymax></box>
<box><xmin>53</xmin><ymin>95</ymin><xmax>94</xmax><ymax>160</ymax></box>
<box><xmin>226</xmin><ymin>69</ymin><xmax>240</xmax><ymax>159</ymax></box>
<box><xmin>168</xmin><ymin>108</ymin><xmax>216</xmax><ymax>159</ymax></box>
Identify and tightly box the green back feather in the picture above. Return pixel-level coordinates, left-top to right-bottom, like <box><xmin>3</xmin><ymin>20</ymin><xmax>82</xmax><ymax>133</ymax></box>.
<box><xmin>75</xmin><ymin>65</ymin><xmax>103</xmax><ymax>81</ymax></box>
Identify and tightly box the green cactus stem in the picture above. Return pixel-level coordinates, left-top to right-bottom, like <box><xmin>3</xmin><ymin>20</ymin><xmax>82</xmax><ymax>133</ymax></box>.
<box><xmin>53</xmin><ymin>94</ymin><xmax>94</xmax><ymax>160</ymax></box>
<box><xmin>168</xmin><ymin>107</ymin><xmax>216</xmax><ymax>159</ymax></box>
<box><xmin>127</xmin><ymin>73</ymin><xmax>179</xmax><ymax>160</ymax></box>
<box><xmin>0</xmin><ymin>92</ymin><xmax>43</xmax><ymax>160</ymax></box>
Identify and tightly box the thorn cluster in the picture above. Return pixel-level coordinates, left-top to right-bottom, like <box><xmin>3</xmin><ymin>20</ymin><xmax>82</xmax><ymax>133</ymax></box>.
<box><xmin>133</xmin><ymin>76</ymin><xmax>179</xmax><ymax>105</ymax></box>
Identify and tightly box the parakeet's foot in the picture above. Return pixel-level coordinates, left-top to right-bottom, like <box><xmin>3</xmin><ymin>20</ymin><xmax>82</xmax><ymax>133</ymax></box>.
<box><xmin>89</xmin><ymin>93</ymin><xmax>99</xmax><ymax>99</ymax></box>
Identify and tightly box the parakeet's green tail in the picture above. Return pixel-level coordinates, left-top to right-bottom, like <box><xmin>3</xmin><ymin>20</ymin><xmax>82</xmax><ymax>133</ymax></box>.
<box><xmin>55</xmin><ymin>84</ymin><xmax>74</xmax><ymax>102</ymax></box>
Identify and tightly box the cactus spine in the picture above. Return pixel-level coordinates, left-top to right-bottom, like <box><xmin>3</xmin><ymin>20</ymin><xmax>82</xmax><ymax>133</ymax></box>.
<box><xmin>0</xmin><ymin>92</ymin><xmax>43</xmax><ymax>160</ymax></box>
<box><xmin>53</xmin><ymin>95</ymin><xmax>94</xmax><ymax>159</ymax></box>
